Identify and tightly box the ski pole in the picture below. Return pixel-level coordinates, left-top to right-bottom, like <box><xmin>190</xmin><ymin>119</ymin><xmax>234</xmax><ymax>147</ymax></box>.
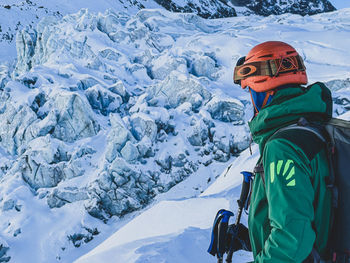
<box><xmin>225</xmin><ymin>171</ymin><xmax>253</xmax><ymax>263</ymax></box>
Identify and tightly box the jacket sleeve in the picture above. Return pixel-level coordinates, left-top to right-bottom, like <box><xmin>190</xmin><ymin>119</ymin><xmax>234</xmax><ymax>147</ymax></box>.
<box><xmin>254</xmin><ymin>138</ymin><xmax>316</xmax><ymax>262</ymax></box>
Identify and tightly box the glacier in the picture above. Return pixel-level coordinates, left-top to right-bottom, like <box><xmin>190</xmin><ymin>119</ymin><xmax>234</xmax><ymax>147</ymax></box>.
<box><xmin>0</xmin><ymin>0</ymin><xmax>335</xmax><ymax>62</ymax></box>
<box><xmin>0</xmin><ymin>3</ymin><xmax>349</xmax><ymax>263</ymax></box>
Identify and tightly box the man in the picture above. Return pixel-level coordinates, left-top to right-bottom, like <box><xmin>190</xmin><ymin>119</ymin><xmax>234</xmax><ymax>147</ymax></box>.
<box><xmin>232</xmin><ymin>41</ymin><xmax>333</xmax><ymax>262</ymax></box>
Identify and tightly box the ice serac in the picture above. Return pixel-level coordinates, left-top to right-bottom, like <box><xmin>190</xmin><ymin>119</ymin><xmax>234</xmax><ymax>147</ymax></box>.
<box><xmin>0</xmin><ymin>66</ymin><xmax>10</xmax><ymax>90</ymax></box>
<box><xmin>120</xmin><ymin>141</ymin><xmax>140</xmax><ymax>162</ymax></box>
<box><xmin>85</xmin><ymin>85</ymin><xmax>123</xmax><ymax>116</ymax></box>
<box><xmin>187</xmin><ymin>119</ymin><xmax>209</xmax><ymax>147</ymax></box>
<box><xmin>0</xmin><ymin>238</ymin><xmax>10</xmax><ymax>263</ymax></box>
<box><xmin>326</xmin><ymin>78</ymin><xmax>350</xmax><ymax>116</ymax></box>
<box><xmin>51</xmin><ymin>93</ymin><xmax>100</xmax><ymax>143</ymax></box>
<box><xmin>14</xmin><ymin>10</ymin><xmax>102</xmax><ymax>76</ymax></box>
<box><xmin>148</xmin><ymin>71</ymin><xmax>212</xmax><ymax>110</ymax></box>
<box><xmin>190</xmin><ymin>54</ymin><xmax>219</xmax><ymax>80</ymax></box>
<box><xmin>206</xmin><ymin>96</ymin><xmax>244</xmax><ymax>123</ymax></box>
<box><xmin>149</xmin><ymin>54</ymin><xmax>187</xmax><ymax>80</ymax></box>
<box><xmin>105</xmin><ymin>114</ymin><xmax>134</xmax><ymax>163</ymax></box>
<box><xmin>18</xmin><ymin>136</ymin><xmax>68</xmax><ymax>189</ymax></box>
<box><xmin>85</xmin><ymin>157</ymin><xmax>155</xmax><ymax>220</ymax></box>
<box><xmin>130</xmin><ymin>113</ymin><xmax>158</xmax><ymax>142</ymax></box>
<box><xmin>20</xmin><ymin>139</ymin><xmax>94</xmax><ymax>190</ymax></box>
<box><xmin>14</xmin><ymin>29</ymin><xmax>37</xmax><ymax>75</ymax></box>
<box><xmin>47</xmin><ymin>187</ymin><xmax>89</xmax><ymax>208</ymax></box>
<box><xmin>0</xmin><ymin>97</ymin><xmax>37</xmax><ymax>156</ymax></box>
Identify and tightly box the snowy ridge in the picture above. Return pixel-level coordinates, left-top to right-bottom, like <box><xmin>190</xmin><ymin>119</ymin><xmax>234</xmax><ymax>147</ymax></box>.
<box><xmin>0</xmin><ymin>5</ymin><xmax>349</xmax><ymax>263</ymax></box>
<box><xmin>0</xmin><ymin>0</ymin><xmax>161</xmax><ymax>61</ymax></box>
<box><xmin>152</xmin><ymin>0</ymin><xmax>237</xmax><ymax>18</ymax></box>
<box><xmin>0</xmin><ymin>0</ymin><xmax>336</xmax><ymax>61</ymax></box>
<box><xmin>245</xmin><ymin>0</ymin><xmax>336</xmax><ymax>16</ymax></box>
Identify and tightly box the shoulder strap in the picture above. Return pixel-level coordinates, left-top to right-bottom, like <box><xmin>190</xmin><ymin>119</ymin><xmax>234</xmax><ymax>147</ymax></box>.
<box><xmin>270</xmin><ymin>119</ymin><xmax>328</xmax><ymax>162</ymax></box>
<box><xmin>254</xmin><ymin>118</ymin><xmax>335</xmax><ymax>192</ymax></box>
<box><xmin>277</xmin><ymin>124</ymin><xmax>326</xmax><ymax>143</ymax></box>
<box><xmin>254</xmin><ymin>162</ymin><xmax>265</xmax><ymax>185</ymax></box>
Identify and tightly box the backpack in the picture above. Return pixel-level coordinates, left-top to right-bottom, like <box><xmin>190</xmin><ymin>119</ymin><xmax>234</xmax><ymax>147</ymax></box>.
<box><xmin>255</xmin><ymin>117</ymin><xmax>350</xmax><ymax>262</ymax></box>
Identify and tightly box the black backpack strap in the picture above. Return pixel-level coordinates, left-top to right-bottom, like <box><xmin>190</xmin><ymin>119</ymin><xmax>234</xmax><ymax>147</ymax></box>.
<box><xmin>270</xmin><ymin>122</ymin><xmax>327</xmax><ymax>161</ymax></box>
<box><xmin>275</xmin><ymin>119</ymin><xmax>338</xmax><ymax>208</ymax></box>
<box><xmin>254</xmin><ymin>162</ymin><xmax>265</xmax><ymax>186</ymax></box>
<box><xmin>254</xmin><ymin>118</ymin><xmax>328</xmax><ymax>189</ymax></box>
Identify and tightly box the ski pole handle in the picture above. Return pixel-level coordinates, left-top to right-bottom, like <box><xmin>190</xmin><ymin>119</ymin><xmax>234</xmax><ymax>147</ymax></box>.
<box><xmin>236</xmin><ymin>172</ymin><xmax>253</xmax><ymax>225</ymax></box>
<box><xmin>217</xmin><ymin>211</ymin><xmax>233</xmax><ymax>261</ymax></box>
<box><xmin>226</xmin><ymin>172</ymin><xmax>253</xmax><ymax>263</ymax></box>
<box><xmin>238</xmin><ymin>172</ymin><xmax>253</xmax><ymax>209</ymax></box>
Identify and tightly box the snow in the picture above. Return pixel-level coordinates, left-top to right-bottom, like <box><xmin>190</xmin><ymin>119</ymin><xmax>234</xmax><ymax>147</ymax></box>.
<box><xmin>0</xmin><ymin>3</ymin><xmax>349</xmax><ymax>263</ymax></box>
<box><xmin>202</xmin><ymin>145</ymin><xmax>260</xmax><ymax>197</ymax></box>
<box><xmin>76</xmin><ymin>146</ymin><xmax>259</xmax><ymax>263</ymax></box>
<box><xmin>0</xmin><ymin>0</ymin><xmax>162</xmax><ymax>62</ymax></box>
<box><xmin>79</xmin><ymin>198</ymin><xmax>229</xmax><ymax>258</ymax></box>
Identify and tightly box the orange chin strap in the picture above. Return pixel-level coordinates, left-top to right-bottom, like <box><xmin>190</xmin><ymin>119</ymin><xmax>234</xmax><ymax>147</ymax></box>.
<box><xmin>249</xmin><ymin>89</ymin><xmax>275</xmax><ymax>116</ymax></box>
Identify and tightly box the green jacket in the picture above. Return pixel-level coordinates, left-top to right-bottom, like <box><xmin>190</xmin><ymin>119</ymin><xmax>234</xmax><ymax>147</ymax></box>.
<box><xmin>247</xmin><ymin>83</ymin><xmax>333</xmax><ymax>262</ymax></box>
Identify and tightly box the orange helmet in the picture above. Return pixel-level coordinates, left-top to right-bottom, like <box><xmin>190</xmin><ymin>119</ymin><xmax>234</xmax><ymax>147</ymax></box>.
<box><xmin>234</xmin><ymin>41</ymin><xmax>308</xmax><ymax>92</ymax></box>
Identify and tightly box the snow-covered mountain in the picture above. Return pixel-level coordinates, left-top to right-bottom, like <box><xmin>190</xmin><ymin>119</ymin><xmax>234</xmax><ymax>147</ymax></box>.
<box><xmin>152</xmin><ymin>0</ymin><xmax>336</xmax><ymax>18</ymax></box>
<box><xmin>0</xmin><ymin>2</ymin><xmax>349</xmax><ymax>263</ymax></box>
<box><xmin>244</xmin><ymin>0</ymin><xmax>336</xmax><ymax>16</ymax></box>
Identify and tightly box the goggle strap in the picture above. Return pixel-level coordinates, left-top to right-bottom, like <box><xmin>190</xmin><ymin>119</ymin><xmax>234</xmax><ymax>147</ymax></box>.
<box><xmin>234</xmin><ymin>55</ymin><xmax>305</xmax><ymax>82</ymax></box>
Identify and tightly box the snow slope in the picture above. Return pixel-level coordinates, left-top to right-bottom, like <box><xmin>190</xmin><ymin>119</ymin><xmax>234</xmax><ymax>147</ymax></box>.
<box><xmin>0</xmin><ymin>4</ymin><xmax>349</xmax><ymax>263</ymax></box>
<box><xmin>76</xmin><ymin>145</ymin><xmax>259</xmax><ymax>263</ymax></box>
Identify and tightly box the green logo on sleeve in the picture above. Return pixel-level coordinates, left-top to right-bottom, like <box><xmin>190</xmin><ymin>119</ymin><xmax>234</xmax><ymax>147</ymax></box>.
<box><xmin>269</xmin><ymin>160</ymin><xmax>295</xmax><ymax>187</ymax></box>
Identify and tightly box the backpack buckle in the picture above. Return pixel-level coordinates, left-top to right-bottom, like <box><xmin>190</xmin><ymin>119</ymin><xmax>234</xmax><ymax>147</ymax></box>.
<box><xmin>253</xmin><ymin>163</ymin><xmax>264</xmax><ymax>175</ymax></box>
<box><xmin>297</xmin><ymin>117</ymin><xmax>309</xmax><ymax>126</ymax></box>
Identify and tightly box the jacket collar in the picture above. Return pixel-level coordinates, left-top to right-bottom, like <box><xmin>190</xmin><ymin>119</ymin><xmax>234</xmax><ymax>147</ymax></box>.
<box><xmin>248</xmin><ymin>83</ymin><xmax>332</xmax><ymax>152</ymax></box>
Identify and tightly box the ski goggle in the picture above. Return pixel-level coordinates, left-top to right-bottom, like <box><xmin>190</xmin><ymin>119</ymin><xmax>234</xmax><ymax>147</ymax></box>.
<box><xmin>234</xmin><ymin>55</ymin><xmax>306</xmax><ymax>85</ymax></box>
